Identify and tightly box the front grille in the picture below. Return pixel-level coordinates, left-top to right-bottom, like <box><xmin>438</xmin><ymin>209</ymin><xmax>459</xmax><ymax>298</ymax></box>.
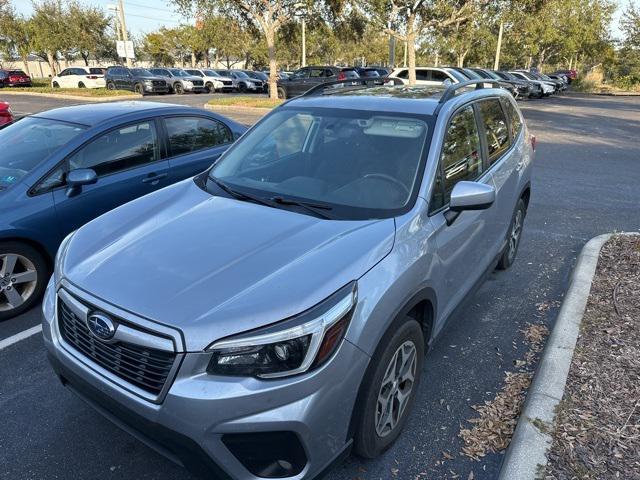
<box><xmin>58</xmin><ymin>298</ymin><xmax>175</xmax><ymax>396</ymax></box>
<box><xmin>192</xmin><ymin>80</ymin><xmax>203</xmax><ymax>86</ymax></box>
<box><xmin>152</xmin><ymin>80</ymin><xmax>165</xmax><ymax>86</ymax></box>
<box><xmin>222</xmin><ymin>80</ymin><xmax>232</xmax><ymax>86</ymax></box>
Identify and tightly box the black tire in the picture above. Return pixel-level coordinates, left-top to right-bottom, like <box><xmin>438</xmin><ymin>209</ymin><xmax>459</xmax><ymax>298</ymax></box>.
<box><xmin>134</xmin><ymin>83</ymin><xmax>145</xmax><ymax>96</ymax></box>
<box><xmin>497</xmin><ymin>198</ymin><xmax>527</xmax><ymax>270</ymax></box>
<box><xmin>52</xmin><ymin>81</ymin><xmax>60</xmax><ymax>88</ymax></box>
<box><xmin>174</xmin><ymin>82</ymin><xmax>184</xmax><ymax>94</ymax></box>
<box><xmin>353</xmin><ymin>318</ymin><xmax>424</xmax><ymax>459</ymax></box>
<box><xmin>205</xmin><ymin>81</ymin><xmax>213</xmax><ymax>93</ymax></box>
<box><xmin>277</xmin><ymin>86</ymin><xmax>287</xmax><ymax>99</ymax></box>
<box><xmin>238</xmin><ymin>82</ymin><xmax>247</xmax><ymax>93</ymax></box>
<box><xmin>78</xmin><ymin>82</ymin><xmax>86</xmax><ymax>88</ymax></box>
<box><xmin>0</xmin><ymin>242</ymin><xmax>48</xmax><ymax>322</ymax></box>
<box><xmin>106</xmin><ymin>81</ymin><xmax>116</xmax><ymax>91</ymax></box>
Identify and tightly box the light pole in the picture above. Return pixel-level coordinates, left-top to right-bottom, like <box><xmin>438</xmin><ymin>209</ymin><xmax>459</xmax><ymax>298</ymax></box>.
<box><xmin>108</xmin><ymin>1</ymin><xmax>131</xmax><ymax>67</ymax></box>
<box><xmin>294</xmin><ymin>3</ymin><xmax>307</xmax><ymax>68</ymax></box>
<box><xmin>494</xmin><ymin>21</ymin><xmax>504</xmax><ymax>71</ymax></box>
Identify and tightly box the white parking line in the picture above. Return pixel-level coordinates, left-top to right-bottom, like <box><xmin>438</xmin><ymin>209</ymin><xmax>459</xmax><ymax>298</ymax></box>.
<box><xmin>0</xmin><ymin>324</ymin><xmax>42</xmax><ymax>351</ymax></box>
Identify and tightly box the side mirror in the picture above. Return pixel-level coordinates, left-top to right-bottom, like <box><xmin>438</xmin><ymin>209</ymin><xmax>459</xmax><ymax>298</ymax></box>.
<box><xmin>445</xmin><ymin>181</ymin><xmax>496</xmax><ymax>226</ymax></box>
<box><xmin>66</xmin><ymin>168</ymin><xmax>97</xmax><ymax>197</ymax></box>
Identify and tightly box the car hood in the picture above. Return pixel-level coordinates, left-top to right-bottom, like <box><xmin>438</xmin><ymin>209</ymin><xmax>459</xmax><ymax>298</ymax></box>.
<box><xmin>137</xmin><ymin>75</ymin><xmax>166</xmax><ymax>81</ymax></box>
<box><xmin>63</xmin><ymin>180</ymin><xmax>395</xmax><ymax>351</ymax></box>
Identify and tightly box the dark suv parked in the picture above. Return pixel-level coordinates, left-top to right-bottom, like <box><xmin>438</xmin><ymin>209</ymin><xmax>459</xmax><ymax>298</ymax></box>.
<box><xmin>276</xmin><ymin>66</ymin><xmax>341</xmax><ymax>98</ymax></box>
<box><xmin>105</xmin><ymin>67</ymin><xmax>169</xmax><ymax>95</ymax></box>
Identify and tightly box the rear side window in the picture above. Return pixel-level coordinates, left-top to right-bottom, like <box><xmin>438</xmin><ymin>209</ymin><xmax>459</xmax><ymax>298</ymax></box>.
<box><xmin>478</xmin><ymin>99</ymin><xmax>510</xmax><ymax>164</ymax></box>
<box><xmin>165</xmin><ymin>117</ymin><xmax>233</xmax><ymax>157</ymax></box>
<box><xmin>68</xmin><ymin>121</ymin><xmax>159</xmax><ymax>177</ymax></box>
<box><xmin>503</xmin><ymin>99</ymin><xmax>523</xmax><ymax>140</ymax></box>
<box><xmin>430</xmin><ymin>70</ymin><xmax>449</xmax><ymax>82</ymax></box>
<box><xmin>432</xmin><ymin>105</ymin><xmax>483</xmax><ymax>210</ymax></box>
<box><xmin>416</xmin><ymin>69</ymin><xmax>430</xmax><ymax>81</ymax></box>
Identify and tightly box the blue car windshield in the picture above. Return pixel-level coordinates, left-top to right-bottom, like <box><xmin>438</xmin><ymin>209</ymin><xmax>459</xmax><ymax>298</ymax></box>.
<box><xmin>208</xmin><ymin>108</ymin><xmax>430</xmax><ymax>219</ymax></box>
<box><xmin>0</xmin><ymin>117</ymin><xmax>86</xmax><ymax>188</ymax></box>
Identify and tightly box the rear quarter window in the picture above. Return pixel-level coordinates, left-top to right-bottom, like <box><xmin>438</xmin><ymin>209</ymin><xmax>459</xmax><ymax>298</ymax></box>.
<box><xmin>478</xmin><ymin>99</ymin><xmax>510</xmax><ymax>165</ymax></box>
<box><xmin>503</xmin><ymin>99</ymin><xmax>523</xmax><ymax>140</ymax></box>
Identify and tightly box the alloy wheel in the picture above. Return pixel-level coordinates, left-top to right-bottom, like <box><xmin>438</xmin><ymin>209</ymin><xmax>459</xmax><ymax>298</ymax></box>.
<box><xmin>0</xmin><ymin>253</ymin><xmax>38</xmax><ymax>312</ymax></box>
<box><xmin>508</xmin><ymin>209</ymin><xmax>523</xmax><ymax>263</ymax></box>
<box><xmin>375</xmin><ymin>340</ymin><xmax>417</xmax><ymax>438</ymax></box>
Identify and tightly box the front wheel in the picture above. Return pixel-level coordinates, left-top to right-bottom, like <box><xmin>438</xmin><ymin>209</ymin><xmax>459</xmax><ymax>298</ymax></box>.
<box><xmin>78</xmin><ymin>82</ymin><xmax>86</xmax><ymax>88</ymax></box>
<box><xmin>353</xmin><ymin>318</ymin><xmax>424</xmax><ymax>458</ymax></box>
<box><xmin>174</xmin><ymin>83</ymin><xmax>184</xmax><ymax>94</ymax></box>
<box><xmin>106</xmin><ymin>81</ymin><xmax>116</xmax><ymax>91</ymax></box>
<box><xmin>497</xmin><ymin>198</ymin><xmax>526</xmax><ymax>270</ymax></box>
<box><xmin>134</xmin><ymin>83</ymin><xmax>145</xmax><ymax>95</ymax></box>
<box><xmin>277</xmin><ymin>86</ymin><xmax>287</xmax><ymax>99</ymax></box>
<box><xmin>205</xmin><ymin>81</ymin><xmax>213</xmax><ymax>93</ymax></box>
<box><xmin>52</xmin><ymin>81</ymin><xmax>60</xmax><ymax>88</ymax></box>
<box><xmin>0</xmin><ymin>242</ymin><xmax>48</xmax><ymax>322</ymax></box>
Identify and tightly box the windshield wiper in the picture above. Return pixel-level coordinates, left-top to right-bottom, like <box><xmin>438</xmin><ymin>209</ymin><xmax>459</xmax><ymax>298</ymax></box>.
<box><xmin>209</xmin><ymin>176</ymin><xmax>273</xmax><ymax>208</ymax></box>
<box><xmin>271</xmin><ymin>196</ymin><xmax>334</xmax><ymax>220</ymax></box>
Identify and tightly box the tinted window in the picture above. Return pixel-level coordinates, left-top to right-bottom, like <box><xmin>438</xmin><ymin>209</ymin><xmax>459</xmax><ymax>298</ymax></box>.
<box><xmin>310</xmin><ymin>68</ymin><xmax>325</xmax><ymax>78</ymax></box>
<box><xmin>68</xmin><ymin>121</ymin><xmax>158</xmax><ymax>176</ymax></box>
<box><xmin>290</xmin><ymin>68</ymin><xmax>308</xmax><ymax>79</ymax></box>
<box><xmin>396</xmin><ymin>69</ymin><xmax>408</xmax><ymax>79</ymax></box>
<box><xmin>59</xmin><ymin>69</ymin><xmax>70</xmax><ymax>76</ymax></box>
<box><xmin>478</xmin><ymin>99</ymin><xmax>510</xmax><ymax>164</ymax></box>
<box><xmin>165</xmin><ymin>117</ymin><xmax>233</xmax><ymax>157</ymax></box>
<box><xmin>430</xmin><ymin>70</ymin><xmax>449</xmax><ymax>82</ymax></box>
<box><xmin>503</xmin><ymin>99</ymin><xmax>523</xmax><ymax>140</ymax></box>
<box><xmin>416</xmin><ymin>69</ymin><xmax>430</xmax><ymax>81</ymax></box>
<box><xmin>0</xmin><ymin>117</ymin><xmax>86</xmax><ymax>188</ymax></box>
<box><xmin>89</xmin><ymin>68</ymin><xmax>105</xmax><ymax>74</ymax></box>
<box><xmin>433</xmin><ymin>105</ymin><xmax>482</xmax><ymax>209</ymax></box>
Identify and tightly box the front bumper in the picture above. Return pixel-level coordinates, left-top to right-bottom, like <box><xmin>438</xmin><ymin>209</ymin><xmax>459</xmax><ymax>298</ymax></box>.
<box><xmin>184</xmin><ymin>84</ymin><xmax>206</xmax><ymax>92</ymax></box>
<box><xmin>43</xmin><ymin>279</ymin><xmax>369</xmax><ymax>480</ymax></box>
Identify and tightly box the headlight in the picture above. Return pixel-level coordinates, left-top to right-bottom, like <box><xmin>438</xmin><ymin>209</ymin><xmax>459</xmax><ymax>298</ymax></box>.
<box><xmin>144</xmin><ymin>80</ymin><xmax>153</xmax><ymax>85</ymax></box>
<box><xmin>207</xmin><ymin>282</ymin><xmax>357</xmax><ymax>379</ymax></box>
<box><xmin>54</xmin><ymin>231</ymin><xmax>76</xmax><ymax>285</ymax></box>
<box><xmin>184</xmin><ymin>80</ymin><xmax>193</xmax><ymax>86</ymax></box>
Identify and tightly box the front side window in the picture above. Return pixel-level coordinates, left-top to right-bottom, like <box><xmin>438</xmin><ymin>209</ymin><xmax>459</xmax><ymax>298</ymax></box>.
<box><xmin>67</xmin><ymin>121</ymin><xmax>158</xmax><ymax>177</ymax></box>
<box><xmin>433</xmin><ymin>105</ymin><xmax>482</xmax><ymax>210</ymax></box>
<box><xmin>0</xmin><ymin>117</ymin><xmax>86</xmax><ymax>189</ymax></box>
<box><xmin>478</xmin><ymin>99</ymin><xmax>510</xmax><ymax>164</ymax></box>
<box><xmin>209</xmin><ymin>108</ymin><xmax>430</xmax><ymax>218</ymax></box>
<box><xmin>396</xmin><ymin>69</ymin><xmax>408</xmax><ymax>79</ymax></box>
<box><xmin>165</xmin><ymin>117</ymin><xmax>232</xmax><ymax>157</ymax></box>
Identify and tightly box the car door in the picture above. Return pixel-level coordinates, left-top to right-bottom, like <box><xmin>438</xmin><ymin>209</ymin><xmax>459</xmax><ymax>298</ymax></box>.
<box><xmin>120</xmin><ymin>69</ymin><xmax>134</xmax><ymax>90</ymax></box>
<box><xmin>478</xmin><ymin>97</ymin><xmax>523</xmax><ymax>253</ymax></box>
<box><xmin>162</xmin><ymin>115</ymin><xmax>235</xmax><ymax>181</ymax></box>
<box><xmin>429</xmin><ymin>103</ymin><xmax>499</xmax><ymax>320</ymax></box>
<box><xmin>288</xmin><ymin>68</ymin><xmax>310</xmax><ymax>96</ymax></box>
<box><xmin>51</xmin><ymin>119</ymin><xmax>171</xmax><ymax>232</ymax></box>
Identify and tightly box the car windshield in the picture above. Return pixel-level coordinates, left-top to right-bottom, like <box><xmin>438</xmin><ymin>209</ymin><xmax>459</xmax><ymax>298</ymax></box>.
<box><xmin>169</xmin><ymin>69</ymin><xmax>190</xmax><ymax>77</ymax></box>
<box><xmin>0</xmin><ymin>117</ymin><xmax>86</xmax><ymax>188</ymax></box>
<box><xmin>207</xmin><ymin>108</ymin><xmax>430</xmax><ymax>219</ymax></box>
<box><xmin>204</xmin><ymin>70</ymin><xmax>220</xmax><ymax>77</ymax></box>
<box><xmin>233</xmin><ymin>71</ymin><xmax>249</xmax><ymax>78</ymax></box>
<box><xmin>132</xmin><ymin>68</ymin><xmax>153</xmax><ymax>76</ymax></box>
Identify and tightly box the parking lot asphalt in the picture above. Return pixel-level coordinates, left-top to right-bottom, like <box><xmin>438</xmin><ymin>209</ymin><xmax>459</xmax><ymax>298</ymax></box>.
<box><xmin>1</xmin><ymin>93</ymin><xmax>639</xmax><ymax>480</ymax></box>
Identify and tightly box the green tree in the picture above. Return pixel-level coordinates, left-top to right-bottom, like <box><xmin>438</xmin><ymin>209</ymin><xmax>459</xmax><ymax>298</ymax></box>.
<box><xmin>0</xmin><ymin>5</ymin><xmax>34</xmax><ymax>75</ymax></box>
<box><xmin>67</xmin><ymin>1</ymin><xmax>112</xmax><ymax>65</ymax></box>
<box><xmin>30</xmin><ymin>0</ymin><xmax>70</xmax><ymax>75</ymax></box>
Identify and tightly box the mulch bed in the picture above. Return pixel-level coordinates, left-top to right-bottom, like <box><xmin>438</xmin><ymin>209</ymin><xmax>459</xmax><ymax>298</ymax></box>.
<box><xmin>544</xmin><ymin>235</ymin><xmax>640</xmax><ymax>479</ymax></box>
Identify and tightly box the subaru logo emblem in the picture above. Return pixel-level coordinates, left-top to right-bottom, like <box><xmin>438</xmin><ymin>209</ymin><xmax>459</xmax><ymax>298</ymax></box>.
<box><xmin>87</xmin><ymin>312</ymin><xmax>117</xmax><ymax>341</ymax></box>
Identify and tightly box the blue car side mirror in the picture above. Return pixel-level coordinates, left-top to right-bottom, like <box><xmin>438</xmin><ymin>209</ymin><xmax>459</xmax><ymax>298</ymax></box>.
<box><xmin>66</xmin><ymin>168</ymin><xmax>97</xmax><ymax>197</ymax></box>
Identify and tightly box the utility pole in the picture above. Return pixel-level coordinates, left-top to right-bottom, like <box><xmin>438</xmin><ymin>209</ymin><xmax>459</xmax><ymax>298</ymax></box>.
<box><xmin>388</xmin><ymin>21</ymin><xmax>396</xmax><ymax>68</ymax></box>
<box><xmin>301</xmin><ymin>16</ymin><xmax>306</xmax><ymax>67</ymax></box>
<box><xmin>493</xmin><ymin>21</ymin><xmax>504</xmax><ymax>70</ymax></box>
<box><xmin>403</xmin><ymin>41</ymin><xmax>407</xmax><ymax>67</ymax></box>
<box><xmin>117</xmin><ymin>0</ymin><xmax>132</xmax><ymax>67</ymax></box>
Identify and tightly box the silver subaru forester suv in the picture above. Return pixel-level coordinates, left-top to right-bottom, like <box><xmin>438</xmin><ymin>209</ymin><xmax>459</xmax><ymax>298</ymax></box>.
<box><xmin>43</xmin><ymin>80</ymin><xmax>534</xmax><ymax>479</ymax></box>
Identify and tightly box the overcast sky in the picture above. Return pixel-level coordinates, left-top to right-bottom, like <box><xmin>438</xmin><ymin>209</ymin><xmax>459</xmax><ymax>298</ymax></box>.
<box><xmin>11</xmin><ymin>0</ymin><xmax>634</xmax><ymax>39</ymax></box>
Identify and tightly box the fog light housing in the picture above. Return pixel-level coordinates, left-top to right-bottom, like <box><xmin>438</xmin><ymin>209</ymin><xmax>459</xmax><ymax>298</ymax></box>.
<box><xmin>222</xmin><ymin>431</ymin><xmax>307</xmax><ymax>478</ymax></box>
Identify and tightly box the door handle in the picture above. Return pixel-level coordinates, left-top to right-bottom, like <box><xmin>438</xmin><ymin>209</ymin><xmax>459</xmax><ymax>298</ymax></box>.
<box><xmin>142</xmin><ymin>173</ymin><xmax>168</xmax><ymax>184</ymax></box>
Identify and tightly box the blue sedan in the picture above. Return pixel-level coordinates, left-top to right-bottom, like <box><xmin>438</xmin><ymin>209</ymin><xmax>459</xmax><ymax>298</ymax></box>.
<box><xmin>0</xmin><ymin>101</ymin><xmax>246</xmax><ymax>320</ymax></box>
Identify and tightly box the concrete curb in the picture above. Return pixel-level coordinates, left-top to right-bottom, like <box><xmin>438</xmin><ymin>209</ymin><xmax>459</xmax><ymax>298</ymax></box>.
<box><xmin>0</xmin><ymin>90</ymin><xmax>139</xmax><ymax>102</ymax></box>
<box><xmin>498</xmin><ymin>233</ymin><xmax>617</xmax><ymax>480</ymax></box>
<box><xmin>203</xmin><ymin>103</ymin><xmax>273</xmax><ymax>115</ymax></box>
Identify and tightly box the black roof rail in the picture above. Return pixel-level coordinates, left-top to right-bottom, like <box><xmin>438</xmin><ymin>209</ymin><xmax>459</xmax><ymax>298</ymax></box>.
<box><xmin>301</xmin><ymin>77</ymin><xmax>404</xmax><ymax>97</ymax></box>
<box><xmin>434</xmin><ymin>79</ymin><xmax>503</xmax><ymax>115</ymax></box>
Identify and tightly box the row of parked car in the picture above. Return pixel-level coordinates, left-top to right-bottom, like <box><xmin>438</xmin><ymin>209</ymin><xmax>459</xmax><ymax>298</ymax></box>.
<box><xmin>275</xmin><ymin>64</ymin><xmax>575</xmax><ymax>99</ymax></box>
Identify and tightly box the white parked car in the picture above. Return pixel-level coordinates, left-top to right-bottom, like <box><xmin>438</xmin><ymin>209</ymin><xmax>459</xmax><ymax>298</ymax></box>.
<box><xmin>389</xmin><ymin>67</ymin><xmax>461</xmax><ymax>86</ymax></box>
<box><xmin>51</xmin><ymin>67</ymin><xmax>106</xmax><ymax>89</ymax></box>
<box><xmin>185</xmin><ymin>68</ymin><xmax>234</xmax><ymax>93</ymax></box>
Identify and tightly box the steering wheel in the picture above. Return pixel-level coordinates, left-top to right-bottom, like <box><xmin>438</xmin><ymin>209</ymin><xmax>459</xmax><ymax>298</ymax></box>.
<box><xmin>363</xmin><ymin>173</ymin><xmax>410</xmax><ymax>198</ymax></box>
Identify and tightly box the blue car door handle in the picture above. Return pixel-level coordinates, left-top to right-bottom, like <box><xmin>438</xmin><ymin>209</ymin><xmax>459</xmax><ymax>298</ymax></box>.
<box><xmin>142</xmin><ymin>173</ymin><xmax>168</xmax><ymax>184</ymax></box>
